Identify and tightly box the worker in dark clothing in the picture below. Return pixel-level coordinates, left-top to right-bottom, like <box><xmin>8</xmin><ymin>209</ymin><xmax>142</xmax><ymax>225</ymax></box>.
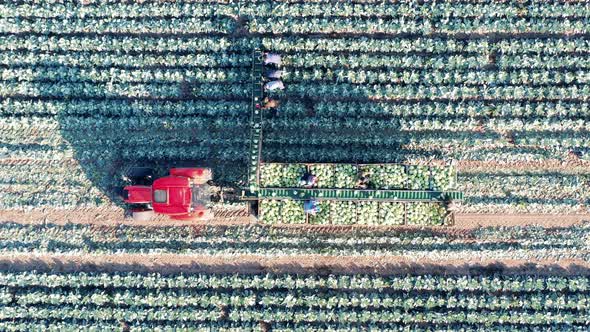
<box><xmin>299</xmin><ymin>172</ymin><xmax>318</xmax><ymax>188</ymax></box>
<box><xmin>357</xmin><ymin>172</ymin><xmax>371</xmax><ymax>189</ymax></box>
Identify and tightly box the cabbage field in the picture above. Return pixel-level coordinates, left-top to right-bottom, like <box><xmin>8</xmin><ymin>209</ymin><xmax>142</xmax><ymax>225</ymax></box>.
<box><xmin>1</xmin><ymin>1</ymin><xmax>590</xmax><ymax>330</ymax></box>
<box><xmin>0</xmin><ymin>0</ymin><xmax>589</xmax><ymax>214</ymax></box>
<box><xmin>2</xmin><ymin>271</ymin><xmax>590</xmax><ymax>331</ymax></box>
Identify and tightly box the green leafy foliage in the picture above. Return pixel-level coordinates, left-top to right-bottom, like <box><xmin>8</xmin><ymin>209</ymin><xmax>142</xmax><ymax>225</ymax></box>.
<box><xmin>1</xmin><ymin>271</ymin><xmax>590</xmax><ymax>329</ymax></box>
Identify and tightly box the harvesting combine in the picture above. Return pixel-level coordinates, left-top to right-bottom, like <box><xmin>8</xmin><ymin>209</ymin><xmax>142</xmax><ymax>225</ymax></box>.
<box><xmin>122</xmin><ymin>51</ymin><xmax>464</xmax><ymax>225</ymax></box>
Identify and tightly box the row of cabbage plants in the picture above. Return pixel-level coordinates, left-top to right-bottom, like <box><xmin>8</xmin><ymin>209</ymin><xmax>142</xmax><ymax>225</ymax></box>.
<box><xmin>8</xmin><ymin>51</ymin><xmax>590</xmax><ymax>73</ymax></box>
<box><xmin>2</xmin><ymin>321</ymin><xmax>589</xmax><ymax>332</ymax></box>
<box><xmin>304</xmin><ymin>101</ymin><xmax>590</xmax><ymax>119</ymax></box>
<box><xmin>1</xmin><ymin>222</ymin><xmax>586</xmax><ymax>259</ymax></box>
<box><xmin>261</xmin><ymin>36</ymin><xmax>590</xmax><ymax>55</ymax></box>
<box><xmin>0</xmin><ymin>99</ymin><xmax>249</xmax><ymax>116</ymax></box>
<box><xmin>8</xmin><ymin>66</ymin><xmax>589</xmax><ymax>86</ymax></box>
<box><xmin>0</xmin><ymin>17</ymin><xmax>234</xmax><ymax>34</ymax></box>
<box><xmin>0</xmin><ymin>67</ymin><xmax>248</xmax><ymax>84</ymax></box>
<box><xmin>3</xmin><ymin>2</ymin><xmax>590</xmax><ymax>19</ymax></box>
<box><xmin>4</xmin><ymin>35</ymin><xmax>590</xmax><ymax>55</ymax></box>
<box><xmin>277</xmin><ymin>83</ymin><xmax>590</xmax><ymax>100</ymax></box>
<box><xmin>3</xmin><ymin>303</ymin><xmax>588</xmax><ymax>326</ymax></box>
<box><xmin>5</xmin><ymin>271</ymin><xmax>590</xmax><ymax>292</ymax></box>
<box><xmin>0</xmin><ymin>51</ymin><xmax>251</xmax><ymax>69</ymax></box>
<box><xmin>282</xmin><ymin>68</ymin><xmax>590</xmax><ymax>85</ymax></box>
<box><xmin>265</xmin><ymin>116</ymin><xmax>590</xmax><ymax>135</ymax></box>
<box><xmin>0</xmin><ymin>116</ymin><xmax>248</xmax><ymax>152</ymax></box>
<box><xmin>8</xmin><ymin>15</ymin><xmax>576</xmax><ymax>37</ymax></box>
<box><xmin>9</xmin><ymin>16</ymin><xmax>588</xmax><ymax>35</ymax></box>
<box><xmin>284</xmin><ymin>53</ymin><xmax>590</xmax><ymax>71</ymax></box>
<box><xmin>3</xmin><ymin>115</ymin><xmax>586</xmax><ymax>150</ymax></box>
<box><xmin>4</xmin><ymin>81</ymin><xmax>588</xmax><ymax>101</ymax></box>
<box><xmin>250</xmin><ymin>17</ymin><xmax>588</xmax><ymax>34</ymax></box>
<box><xmin>262</xmin><ymin>134</ymin><xmax>563</xmax><ymax>162</ymax></box>
<box><xmin>10</xmin><ymin>286</ymin><xmax>590</xmax><ymax>312</ymax></box>
<box><xmin>0</xmin><ymin>82</ymin><xmax>249</xmax><ymax>99</ymax></box>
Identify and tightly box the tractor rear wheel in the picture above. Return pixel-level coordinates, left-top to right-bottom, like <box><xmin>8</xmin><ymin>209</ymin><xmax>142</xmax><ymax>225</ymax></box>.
<box><xmin>132</xmin><ymin>209</ymin><xmax>154</xmax><ymax>222</ymax></box>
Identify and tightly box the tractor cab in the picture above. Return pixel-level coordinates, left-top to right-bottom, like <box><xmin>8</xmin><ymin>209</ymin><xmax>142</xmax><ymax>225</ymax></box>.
<box><xmin>123</xmin><ymin>167</ymin><xmax>214</xmax><ymax>221</ymax></box>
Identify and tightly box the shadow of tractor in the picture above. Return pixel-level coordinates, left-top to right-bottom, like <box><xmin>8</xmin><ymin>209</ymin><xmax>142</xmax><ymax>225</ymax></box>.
<box><xmin>56</xmin><ymin>57</ymin><xmax>251</xmax><ymax>208</ymax></box>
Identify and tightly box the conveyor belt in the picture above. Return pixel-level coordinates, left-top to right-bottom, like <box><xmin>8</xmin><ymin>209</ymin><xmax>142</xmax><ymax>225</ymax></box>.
<box><xmin>247</xmin><ymin>50</ymin><xmax>264</xmax><ymax>189</ymax></box>
<box><xmin>241</xmin><ymin>52</ymin><xmax>465</xmax><ymax>205</ymax></box>
<box><xmin>255</xmin><ymin>188</ymin><xmax>463</xmax><ymax>202</ymax></box>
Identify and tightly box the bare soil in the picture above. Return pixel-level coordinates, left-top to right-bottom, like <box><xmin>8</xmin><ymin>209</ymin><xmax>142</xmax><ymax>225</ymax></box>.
<box><xmin>0</xmin><ymin>207</ymin><xmax>588</xmax><ymax>229</ymax></box>
<box><xmin>2</xmin><ymin>253</ymin><xmax>590</xmax><ymax>277</ymax></box>
<box><xmin>0</xmin><ymin>206</ymin><xmax>256</xmax><ymax>226</ymax></box>
<box><xmin>457</xmin><ymin>159</ymin><xmax>590</xmax><ymax>174</ymax></box>
<box><xmin>454</xmin><ymin>213</ymin><xmax>589</xmax><ymax>228</ymax></box>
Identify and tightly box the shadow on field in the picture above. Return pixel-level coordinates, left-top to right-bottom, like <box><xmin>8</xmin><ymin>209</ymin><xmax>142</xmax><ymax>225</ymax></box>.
<box><xmin>3</xmin><ymin>255</ymin><xmax>590</xmax><ymax>277</ymax></box>
<box><xmin>56</xmin><ymin>40</ymin><xmax>251</xmax><ymax>208</ymax></box>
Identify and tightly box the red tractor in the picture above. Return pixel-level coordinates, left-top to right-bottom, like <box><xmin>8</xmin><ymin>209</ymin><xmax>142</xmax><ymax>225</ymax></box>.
<box><xmin>122</xmin><ymin>167</ymin><xmax>214</xmax><ymax>221</ymax></box>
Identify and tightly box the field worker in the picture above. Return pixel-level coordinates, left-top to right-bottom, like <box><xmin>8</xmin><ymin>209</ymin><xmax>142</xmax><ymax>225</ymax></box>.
<box><xmin>304</xmin><ymin>200</ymin><xmax>320</xmax><ymax>215</ymax></box>
<box><xmin>357</xmin><ymin>172</ymin><xmax>371</xmax><ymax>189</ymax></box>
<box><xmin>261</xmin><ymin>97</ymin><xmax>280</xmax><ymax>110</ymax></box>
<box><xmin>357</xmin><ymin>177</ymin><xmax>369</xmax><ymax>189</ymax></box>
<box><xmin>263</xmin><ymin>52</ymin><xmax>282</xmax><ymax>66</ymax></box>
<box><xmin>264</xmin><ymin>80</ymin><xmax>284</xmax><ymax>91</ymax></box>
<box><xmin>299</xmin><ymin>173</ymin><xmax>317</xmax><ymax>188</ymax></box>
<box><xmin>265</xmin><ymin>69</ymin><xmax>284</xmax><ymax>79</ymax></box>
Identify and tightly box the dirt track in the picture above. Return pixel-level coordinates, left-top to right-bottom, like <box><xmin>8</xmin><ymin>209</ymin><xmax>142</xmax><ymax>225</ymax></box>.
<box><xmin>457</xmin><ymin>159</ymin><xmax>590</xmax><ymax>173</ymax></box>
<box><xmin>0</xmin><ymin>206</ymin><xmax>256</xmax><ymax>226</ymax></box>
<box><xmin>2</xmin><ymin>253</ymin><xmax>589</xmax><ymax>276</ymax></box>
<box><xmin>454</xmin><ymin>213</ymin><xmax>589</xmax><ymax>227</ymax></box>
<box><xmin>0</xmin><ymin>207</ymin><xmax>587</xmax><ymax>228</ymax></box>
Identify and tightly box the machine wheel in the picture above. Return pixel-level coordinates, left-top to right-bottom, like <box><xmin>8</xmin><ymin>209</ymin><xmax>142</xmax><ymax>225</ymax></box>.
<box><xmin>171</xmin><ymin>210</ymin><xmax>214</xmax><ymax>221</ymax></box>
<box><xmin>132</xmin><ymin>209</ymin><xmax>154</xmax><ymax>222</ymax></box>
<box><xmin>115</xmin><ymin>187</ymin><xmax>128</xmax><ymax>200</ymax></box>
<box><xmin>170</xmin><ymin>167</ymin><xmax>212</xmax><ymax>185</ymax></box>
<box><xmin>125</xmin><ymin>167</ymin><xmax>153</xmax><ymax>185</ymax></box>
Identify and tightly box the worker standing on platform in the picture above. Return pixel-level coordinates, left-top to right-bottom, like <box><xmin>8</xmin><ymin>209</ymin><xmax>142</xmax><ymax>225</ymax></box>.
<box><xmin>263</xmin><ymin>53</ymin><xmax>282</xmax><ymax>67</ymax></box>
<box><xmin>261</xmin><ymin>52</ymin><xmax>284</xmax><ymax>110</ymax></box>
<box><xmin>260</xmin><ymin>97</ymin><xmax>280</xmax><ymax>117</ymax></box>
<box><xmin>261</xmin><ymin>97</ymin><xmax>279</xmax><ymax>110</ymax></box>
<box><xmin>304</xmin><ymin>200</ymin><xmax>320</xmax><ymax>215</ymax></box>
<box><xmin>265</xmin><ymin>69</ymin><xmax>283</xmax><ymax>79</ymax></box>
<box><xmin>357</xmin><ymin>172</ymin><xmax>371</xmax><ymax>189</ymax></box>
<box><xmin>299</xmin><ymin>172</ymin><xmax>318</xmax><ymax>188</ymax></box>
<box><xmin>264</xmin><ymin>80</ymin><xmax>284</xmax><ymax>91</ymax></box>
